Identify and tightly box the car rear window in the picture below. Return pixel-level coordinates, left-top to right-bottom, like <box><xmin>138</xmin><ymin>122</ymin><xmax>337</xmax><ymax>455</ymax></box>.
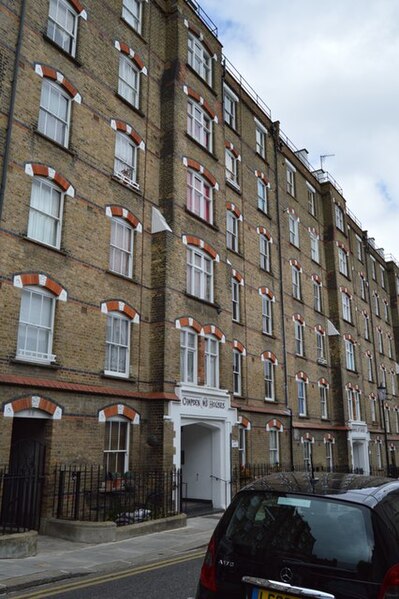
<box><xmin>224</xmin><ymin>492</ymin><xmax>374</xmax><ymax>570</ymax></box>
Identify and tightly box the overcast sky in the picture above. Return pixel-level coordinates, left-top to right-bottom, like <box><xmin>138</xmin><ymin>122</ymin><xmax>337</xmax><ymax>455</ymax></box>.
<box><xmin>199</xmin><ymin>0</ymin><xmax>399</xmax><ymax>260</ymax></box>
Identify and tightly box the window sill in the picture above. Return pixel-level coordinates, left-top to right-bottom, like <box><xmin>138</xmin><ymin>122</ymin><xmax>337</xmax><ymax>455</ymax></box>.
<box><xmin>225</xmin><ymin>179</ymin><xmax>241</xmax><ymax>195</ymax></box>
<box><xmin>22</xmin><ymin>235</ymin><xmax>68</xmax><ymax>256</ymax></box>
<box><xmin>226</xmin><ymin>246</ymin><xmax>242</xmax><ymax>257</ymax></box>
<box><xmin>185</xmin><ymin>64</ymin><xmax>217</xmax><ymax>96</ymax></box>
<box><xmin>111</xmin><ymin>174</ymin><xmax>143</xmax><ymax>197</ymax></box>
<box><xmin>106</xmin><ymin>269</ymin><xmax>139</xmax><ymax>284</ymax></box>
<box><xmin>42</xmin><ymin>32</ymin><xmax>83</xmax><ymax>67</ymax></box>
<box><xmin>185</xmin><ymin>207</ymin><xmax>219</xmax><ymax>231</ymax></box>
<box><xmin>34</xmin><ymin>130</ymin><xmax>77</xmax><ymax>157</ymax></box>
<box><xmin>292</xmin><ymin>296</ymin><xmax>304</xmax><ymax>304</ymax></box>
<box><xmin>120</xmin><ymin>16</ymin><xmax>147</xmax><ymax>43</ymax></box>
<box><xmin>185</xmin><ymin>133</ymin><xmax>217</xmax><ymax>160</ymax></box>
<box><xmin>102</xmin><ymin>373</ymin><xmax>136</xmax><ymax>382</ymax></box>
<box><xmin>264</xmin><ymin>398</ymin><xmax>277</xmax><ymax>403</ymax></box>
<box><xmin>289</xmin><ymin>241</ymin><xmax>301</xmax><ymax>251</ymax></box>
<box><xmin>10</xmin><ymin>357</ymin><xmax>61</xmax><ymax>369</ymax></box>
<box><xmin>255</xmin><ymin>150</ymin><xmax>268</xmax><ymax>163</ymax></box>
<box><xmin>257</xmin><ymin>207</ymin><xmax>271</xmax><ymax>220</ymax></box>
<box><xmin>342</xmin><ymin>318</ymin><xmax>354</xmax><ymax>327</ymax></box>
<box><xmin>115</xmin><ymin>92</ymin><xmax>145</xmax><ymax>117</ymax></box>
<box><xmin>262</xmin><ymin>332</ymin><xmax>276</xmax><ymax>339</ymax></box>
<box><xmin>185</xmin><ymin>292</ymin><xmax>221</xmax><ymax>313</ymax></box>
<box><xmin>232</xmin><ymin>319</ymin><xmax>244</xmax><ymax>326</ymax></box>
<box><xmin>295</xmin><ymin>354</ymin><xmax>307</xmax><ymax>360</ymax></box>
<box><xmin>346</xmin><ymin>368</ymin><xmax>359</xmax><ymax>374</ymax></box>
<box><xmin>224</xmin><ymin>121</ymin><xmax>240</xmax><ymax>138</ymax></box>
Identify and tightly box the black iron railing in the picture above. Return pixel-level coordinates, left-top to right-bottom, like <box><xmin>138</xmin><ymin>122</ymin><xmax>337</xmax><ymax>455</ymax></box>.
<box><xmin>52</xmin><ymin>465</ymin><xmax>182</xmax><ymax>525</ymax></box>
<box><xmin>0</xmin><ymin>465</ymin><xmax>44</xmax><ymax>534</ymax></box>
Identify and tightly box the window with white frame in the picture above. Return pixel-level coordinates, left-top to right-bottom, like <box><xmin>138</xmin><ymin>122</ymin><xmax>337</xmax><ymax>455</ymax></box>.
<box><xmin>384</xmin><ymin>301</ymin><xmax>390</xmax><ymax>323</ymax></box>
<box><xmin>367</xmin><ymin>354</ymin><xmax>373</xmax><ymax>381</ymax></box>
<box><xmin>388</xmin><ymin>336</ymin><xmax>393</xmax><ymax>359</ymax></box>
<box><xmin>269</xmin><ymin>429</ymin><xmax>279</xmax><ymax>465</ymax></box>
<box><xmin>310</xmin><ymin>231</ymin><xmax>320</xmax><ymax>262</ymax></box>
<box><xmin>363</xmin><ymin>312</ymin><xmax>370</xmax><ymax>340</ymax></box>
<box><xmin>47</xmin><ymin>0</ymin><xmax>78</xmax><ymax>56</ymax></box>
<box><xmin>295</xmin><ymin>320</ymin><xmax>305</xmax><ymax>356</ymax></box>
<box><xmin>370</xmin><ymin>256</ymin><xmax>376</xmax><ymax>280</ymax></box>
<box><xmin>122</xmin><ymin>0</ymin><xmax>143</xmax><ymax>34</ymax></box>
<box><xmin>186</xmin><ymin>246</ymin><xmax>213</xmax><ymax>302</ymax></box>
<box><xmin>360</xmin><ymin>274</ymin><xmax>367</xmax><ymax>300</ymax></box>
<box><xmin>381</xmin><ymin>366</ymin><xmax>387</xmax><ymax>388</ymax></box>
<box><xmin>103</xmin><ymin>418</ymin><xmax>129</xmax><ymax>474</ymax></box>
<box><xmin>313</xmin><ymin>280</ymin><xmax>322</xmax><ymax>312</ymax></box>
<box><xmin>355</xmin><ymin>234</ymin><xmax>363</xmax><ymax>262</ymax></box>
<box><xmin>325</xmin><ymin>441</ymin><xmax>333</xmax><ymax>472</ymax></box>
<box><xmin>338</xmin><ymin>247</ymin><xmax>349</xmax><ymax>277</ymax></box>
<box><xmin>118</xmin><ymin>55</ymin><xmax>140</xmax><ymax>108</ymax></box>
<box><xmin>226</xmin><ymin>210</ymin><xmax>239</xmax><ymax>252</ymax></box>
<box><xmin>27</xmin><ymin>178</ymin><xmax>63</xmax><ymax>248</ymax></box>
<box><xmin>109</xmin><ymin>217</ymin><xmax>134</xmax><ymax>278</ymax></box>
<box><xmin>255</xmin><ymin>123</ymin><xmax>266</xmax><ymax>158</ymax></box>
<box><xmin>320</xmin><ymin>384</ymin><xmax>328</xmax><ymax>419</ymax></box>
<box><xmin>347</xmin><ymin>388</ymin><xmax>361</xmax><ymax>421</ymax></box>
<box><xmin>335</xmin><ymin>204</ymin><xmax>344</xmax><ymax>231</ymax></box>
<box><xmin>292</xmin><ymin>265</ymin><xmax>301</xmax><ymax>300</ymax></box>
<box><xmin>286</xmin><ymin>162</ymin><xmax>296</xmax><ymax>197</ymax></box>
<box><xmin>370</xmin><ymin>396</ymin><xmax>377</xmax><ymax>422</ymax></box>
<box><xmin>297</xmin><ymin>380</ymin><xmax>307</xmax><ymax>416</ymax></box>
<box><xmin>187</xmin><ymin>100</ymin><xmax>212</xmax><ymax>151</ymax></box>
<box><xmin>342</xmin><ymin>292</ymin><xmax>352</xmax><ymax>322</ymax></box>
<box><xmin>316</xmin><ymin>330</ymin><xmax>326</xmax><ymax>361</ymax></box>
<box><xmin>391</xmin><ymin>371</ymin><xmax>396</xmax><ymax>396</ymax></box>
<box><xmin>264</xmin><ymin>359</ymin><xmax>275</xmax><ymax>401</ymax></box>
<box><xmin>376</xmin><ymin>441</ymin><xmax>383</xmax><ymax>469</ymax></box>
<box><xmin>307</xmin><ymin>183</ymin><xmax>316</xmax><ymax>216</ymax></box>
<box><xmin>38</xmin><ymin>79</ymin><xmax>71</xmax><ymax>147</ymax></box>
<box><xmin>239</xmin><ymin>426</ymin><xmax>246</xmax><ymax>467</ymax></box>
<box><xmin>114</xmin><ymin>131</ymin><xmax>138</xmax><ymax>186</ymax></box>
<box><xmin>223</xmin><ymin>86</ymin><xmax>237</xmax><ymax>129</ymax></box>
<box><xmin>204</xmin><ymin>335</ymin><xmax>219</xmax><ymax>388</ymax></box>
<box><xmin>105</xmin><ymin>312</ymin><xmax>131</xmax><ymax>377</ymax></box>
<box><xmin>260</xmin><ymin>234</ymin><xmax>271</xmax><ymax>272</ymax></box>
<box><xmin>380</xmin><ymin>265</ymin><xmax>386</xmax><ymax>289</ymax></box>
<box><xmin>186</xmin><ymin>170</ymin><xmax>212</xmax><ymax>223</ymax></box>
<box><xmin>345</xmin><ymin>338</ymin><xmax>356</xmax><ymax>371</ymax></box>
<box><xmin>233</xmin><ymin>349</ymin><xmax>242</xmax><ymax>396</ymax></box>
<box><xmin>262</xmin><ymin>295</ymin><xmax>273</xmax><ymax>335</ymax></box>
<box><xmin>17</xmin><ymin>287</ymin><xmax>56</xmax><ymax>363</ymax></box>
<box><xmin>395</xmin><ymin>409</ymin><xmax>399</xmax><ymax>433</ymax></box>
<box><xmin>374</xmin><ymin>293</ymin><xmax>380</xmax><ymax>317</ymax></box>
<box><xmin>303</xmin><ymin>439</ymin><xmax>312</xmax><ymax>471</ymax></box>
<box><xmin>385</xmin><ymin>407</ymin><xmax>391</xmax><ymax>433</ymax></box>
<box><xmin>180</xmin><ymin>328</ymin><xmax>197</xmax><ymax>384</ymax></box>
<box><xmin>257</xmin><ymin>178</ymin><xmax>268</xmax><ymax>213</ymax></box>
<box><xmin>377</xmin><ymin>328</ymin><xmax>384</xmax><ymax>353</ymax></box>
<box><xmin>225</xmin><ymin>149</ymin><xmax>239</xmax><ymax>186</ymax></box>
<box><xmin>232</xmin><ymin>278</ymin><xmax>240</xmax><ymax>322</ymax></box>
<box><xmin>188</xmin><ymin>32</ymin><xmax>212</xmax><ymax>85</ymax></box>
<box><xmin>289</xmin><ymin>214</ymin><xmax>299</xmax><ymax>247</ymax></box>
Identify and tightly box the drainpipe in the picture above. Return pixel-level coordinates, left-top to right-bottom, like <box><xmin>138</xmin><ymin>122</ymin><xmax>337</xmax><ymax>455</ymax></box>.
<box><xmin>272</xmin><ymin>121</ymin><xmax>294</xmax><ymax>470</ymax></box>
<box><xmin>0</xmin><ymin>0</ymin><xmax>27</xmax><ymax>221</ymax></box>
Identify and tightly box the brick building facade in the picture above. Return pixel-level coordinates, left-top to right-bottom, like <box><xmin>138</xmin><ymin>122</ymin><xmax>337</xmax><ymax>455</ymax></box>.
<box><xmin>1</xmin><ymin>0</ymin><xmax>399</xmax><ymax>519</ymax></box>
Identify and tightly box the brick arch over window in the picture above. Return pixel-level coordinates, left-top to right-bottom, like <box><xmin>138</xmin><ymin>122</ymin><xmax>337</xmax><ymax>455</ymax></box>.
<box><xmin>182</xmin><ymin>235</ymin><xmax>219</xmax><ymax>262</ymax></box>
<box><xmin>3</xmin><ymin>395</ymin><xmax>63</xmax><ymax>419</ymax></box>
<box><xmin>296</xmin><ymin>371</ymin><xmax>309</xmax><ymax>382</ymax></box>
<box><xmin>202</xmin><ymin>324</ymin><xmax>225</xmax><ymax>343</ymax></box>
<box><xmin>110</xmin><ymin>120</ymin><xmax>145</xmax><ymax>150</ymax></box>
<box><xmin>302</xmin><ymin>432</ymin><xmax>314</xmax><ymax>443</ymax></box>
<box><xmin>226</xmin><ymin>202</ymin><xmax>242</xmax><ymax>220</ymax></box>
<box><xmin>183</xmin><ymin>20</ymin><xmax>217</xmax><ymax>58</ymax></box>
<box><xmin>224</xmin><ymin>141</ymin><xmax>241</xmax><ymax>160</ymax></box>
<box><xmin>292</xmin><ymin>313</ymin><xmax>304</xmax><ymax>324</ymax></box>
<box><xmin>233</xmin><ymin>339</ymin><xmax>246</xmax><ymax>355</ymax></box>
<box><xmin>13</xmin><ymin>273</ymin><xmax>67</xmax><ymax>301</ymax></box>
<box><xmin>232</xmin><ymin>269</ymin><xmax>244</xmax><ymax>285</ymax></box>
<box><xmin>312</xmin><ymin>274</ymin><xmax>322</xmax><ymax>285</ymax></box>
<box><xmin>98</xmin><ymin>403</ymin><xmax>140</xmax><ymax>424</ymax></box>
<box><xmin>183</xmin><ymin>86</ymin><xmax>217</xmax><ymax>121</ymax></box>
<box><xmin>105</xmin><ymin>206</ymin><xmax>142</xmax><ymax>231</ymax></box>
<box><xmin>238</xmin><ymin>415</ymin><xmax>251</xmax><ymax>430</ymax></box>
<box><xmin>175</xmin><ymin>317</ymin><xmax>202</xmax><ymax>334</ymax></box>
<box><xmin>324</xmin><ymin>433</ymin><xmax>335</xmax><ymax>443</ymax></box>
<box><xmin>340</xmin><ymin>286</ymin><xmax>352</xmax><ymax>298</ymax></box>
<box><xmin>182</xmin><ymin>157</ymin><xmax>219</xmax><ymax>190</ymax></box>
<box><xmin>101</xmin><ymin>300</ymin><xmax>140</xmax><ymax>323</ymax></box>
<box><xmin>261</xmin><ymin>351</ymin><xmax>278</xmax><ymax>364</ymax></box>
<box><xmin>25</xmin><ymin>163</ymin><xmax>75</xmax><ymax>196</ymax></box>
<box><xmin>258</xmin><ymin>287</ymin><xmax>275</xmax><ymax>300</ymax></box>
<box><xmin>314</xmin><ymin>324</ymin><xmax>325</xmax><ymax>334</ymax></box>
<box><xmin>257</xmin><ymin>226</ymin><xmax>273</xmax><ymax>242</ymax></box>
<box><xmin>255</xmin><ymin>170</ymin><xmax>270</xmax><ymax>186</ymax></box>
<box><xmin>114</xmin><ymin>41</ymin><xmax>148</xmax><ymax>74</ymax></box>
<box><xmin>318</xmin><ymin>377</ymin><xmax>329</xmax><ymax>387</ymax></box>
<box><xmin>34</xmin><ymin>64</ymin><xmax>82</xmax><ymax>103</ymax></box>
<box><xmin>290</xmin><ymin>259</ymin><xmax>302</xmax><ymax>272</ymax></box>
<box><xmin>64</xmin><ymin>0</ymin><xmax>87</xmax><ymax>17</ymax></box>
<box><xmin>266</xmin><ymin>418</ymin><xmax>283</xmax><ymax>432</ymax></box>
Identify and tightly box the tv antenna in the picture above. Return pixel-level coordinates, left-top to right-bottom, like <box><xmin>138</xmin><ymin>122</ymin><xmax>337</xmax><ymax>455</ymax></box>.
<box><xmin>320</xmin><ymin>154</ymin><xmax>335</xmax><ymax>170</ymax></box>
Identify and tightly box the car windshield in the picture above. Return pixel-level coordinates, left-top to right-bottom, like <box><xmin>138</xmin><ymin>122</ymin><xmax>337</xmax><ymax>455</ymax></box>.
<box><xmin>224</xmin><ymin>492</ymin><xmax>374</xmax><ymax>570</ymax></box>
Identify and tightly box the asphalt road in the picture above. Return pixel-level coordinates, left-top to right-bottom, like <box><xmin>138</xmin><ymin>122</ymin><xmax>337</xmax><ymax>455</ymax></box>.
<box><xmin>10</xmin><ymin>551</ymin><xmax>204</xmax><ymax>599</ymax></box>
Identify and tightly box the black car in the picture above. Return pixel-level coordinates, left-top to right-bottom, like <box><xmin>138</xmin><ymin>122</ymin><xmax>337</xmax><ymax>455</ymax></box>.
<box><xmin>196</xmin><ymin>471</ymin><xmax>399</xmax><ymax>599</ymax></box>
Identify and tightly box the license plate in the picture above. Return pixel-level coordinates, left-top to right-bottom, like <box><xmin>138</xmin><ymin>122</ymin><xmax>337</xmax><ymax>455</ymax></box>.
<box><xmin>251</xmin><ymin>589</ymin><xmax>298</xmax><ymax>599</ymax></box>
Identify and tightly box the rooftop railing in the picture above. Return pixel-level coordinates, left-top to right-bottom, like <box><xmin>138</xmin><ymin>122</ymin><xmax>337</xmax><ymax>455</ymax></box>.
<box><xmin>185</xmin><ymin>0</ymin><xmax>218</xmax><ymax>36</ymax></box>
<box><xmin>222</xmin><ymin>55</ymin><xmax>272</xmax><ymax>118</ymax></box>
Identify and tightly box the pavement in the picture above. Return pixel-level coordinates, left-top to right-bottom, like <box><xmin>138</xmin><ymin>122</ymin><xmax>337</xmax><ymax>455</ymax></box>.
<box><xmin>0</xmin><ymin>513</ymin><xmax>222</xmax><ymax>595</ymax></box>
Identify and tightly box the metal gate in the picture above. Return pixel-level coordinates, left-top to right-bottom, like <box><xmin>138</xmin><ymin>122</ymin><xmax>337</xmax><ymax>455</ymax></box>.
<box><xmin>0</xmin><ymin>440</ymin><xmax>46</xmax><ymax>533</ymax></box>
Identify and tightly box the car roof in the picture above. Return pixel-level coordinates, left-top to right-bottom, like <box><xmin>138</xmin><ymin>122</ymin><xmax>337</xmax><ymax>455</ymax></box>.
<box><xmin>241</xmin><ymin>471</ymin><xmax>399</xmax><ymax>505</ymax></box>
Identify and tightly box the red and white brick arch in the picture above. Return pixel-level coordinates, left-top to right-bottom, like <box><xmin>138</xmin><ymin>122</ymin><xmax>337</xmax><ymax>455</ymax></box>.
<box><xmin>175</xmin><ymin>317</ymin><xmax>202</xmax><ymax>334</ymax></box>
<box><xmin>324</xmin><ymin>433</ymin><xmax>335</xmax><ymax>444</ymax></box>
<box><xmin>261</xmin><ymin>351</ymin><xmax>278</xmax><ymax>364</ymax></box>
<box><xmin>266</xmin><ymin>418</ymin><xmax>284</xmax><ymax>432</ymax></box>
<box><xmin>101</xmin><ymin>300</ymin><xmax>140</xmax><ymax>323</ymax></box>
<box><xmin>295</xmin><ymin>371</ymin><xmax>309</xmax><ymax>383</ymax></box>
<box><xmin>226</xmin><ymin>202</ymin><xmax>243</xmax><ymax>220</ymax></box>
<box><xmin>34</xmin><ymin>64</ymin><xmax>82</xmax><ymax>103</ymax></box>
<box><xmin>254</xmin><ymin>170</ymin><xmax>270</xmax><ymax>187</ymax></box>
<box><xmin>233</xmin><ymin>339</ymin><xmax>246</xmax><ymax>356</ymax></box>
<box><xmin>98</xmin><ymin>404</ymin><xmax>140</xmax><ymax>424</ymax></box>
<box><xmin>110</xmin><ymin>120</ymin><xmax>145</xmax><ymax>150</ymax></box>
<box><xmin>224</xmin><ymin>141</ymin><xmax>241</xmax><ymax>161</ymax></box>
<box><xmin>182</xmin><ymin>235</ymin><xmax>219</xmax><ymax>262</ymax></box>
<box><xmin>25</xmin><ymin>163</ymin><xmax>75</xmax><ymax>197</ymax></box>
<box><xmin>202</xmin><ymin>324</ymin><xmax>225</xmax><ymax>343</ymax></box>
<box><xmin>238</xmin><ymin>415</ymin><xmax>251</xmax><ymax>430</ymax></box>
<box><xmin>4</xmin><ymin>395</ymin><xmax>62</xmax><ymax>419</ymax></box>
<box><xmin>182</xmin><ymin>157</ymin><xmax>219</xmax><ymax>190</ymax></box>
<box><xmin>183</xmin><ymin>86</ymin><xmax>218</xmax><ymax>123</ymax></box>
<box><xmin>13</xmin><ymin>273</ymin><xmax>67</xmax><ymax>301</ymax></box>
<box><xmin>256</xmin><ymin>226</ymin><xmax>273</xmax><ymax>243</ymax></box>
<box><xmin>258</xmin><ymin>287</ymin><xmax>275</xmax><ymax>301</ymax></box>
<box><xmin>183</xmin><ymin>19</ymin><xmax>218</xmax><ymax>60</ymax></box>
<box><xmin>301</xmin><ymin>432</ymin><xmax>315</xmax><ymax>443</ymax></box>
<box><xmin>105</xmin><ymin>206</ymin><xmax>142</xmax><ymax>232</ymax></box>
<box><xmin>114</xmin><ymin>41</ymin><xmax>148</xmax><ymax>75</ymax></box>
<box><xmin>64</xmin><ymin>0</ymin><xmax>87</xmax><ymax>18</ymax></box>
<box><xmin>232</xmin><ymin>269</ymin><xmax>244</xmax><ymax>286</ymax></box>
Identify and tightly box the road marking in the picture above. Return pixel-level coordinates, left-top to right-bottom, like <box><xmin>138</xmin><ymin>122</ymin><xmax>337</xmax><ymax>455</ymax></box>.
<box><xmin>13</xmin><ymin>549</ymin><xmax>205</xmax><ymax>598</ymax></box>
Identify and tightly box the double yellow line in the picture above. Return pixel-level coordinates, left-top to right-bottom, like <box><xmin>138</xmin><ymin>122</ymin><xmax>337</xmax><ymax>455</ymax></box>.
<box><xmin>14</xmin><ymin>549</ymin><xmax>205</xmax><ymax>598</ymax></box>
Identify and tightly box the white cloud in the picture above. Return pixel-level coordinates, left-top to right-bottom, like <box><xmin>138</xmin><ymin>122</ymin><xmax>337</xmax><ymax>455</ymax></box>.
<box><xmin>199</xmin><ymin>0</ymin><xmax>399</xmax><ymax>258</ymax></box>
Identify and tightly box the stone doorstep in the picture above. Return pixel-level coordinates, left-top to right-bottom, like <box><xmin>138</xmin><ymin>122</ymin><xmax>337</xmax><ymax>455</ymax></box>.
<box><xmin>0</xmin><ymin>530</ymin><xmax>38</xmax><ymax>559</ymax></box>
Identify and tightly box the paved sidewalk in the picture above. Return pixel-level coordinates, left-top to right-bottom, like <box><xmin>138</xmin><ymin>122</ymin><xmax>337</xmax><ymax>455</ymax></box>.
<box><xmin>0</xmin><ymin>513</ymin><xmax>221</xmax><ymax>595</ymax></box>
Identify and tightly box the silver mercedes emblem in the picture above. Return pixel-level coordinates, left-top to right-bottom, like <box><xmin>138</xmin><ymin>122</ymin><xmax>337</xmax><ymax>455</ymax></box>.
<box><xmin>280</xmin><ymin>566</ymin><xmax>293</xmax><ymax>583</ymax></box>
